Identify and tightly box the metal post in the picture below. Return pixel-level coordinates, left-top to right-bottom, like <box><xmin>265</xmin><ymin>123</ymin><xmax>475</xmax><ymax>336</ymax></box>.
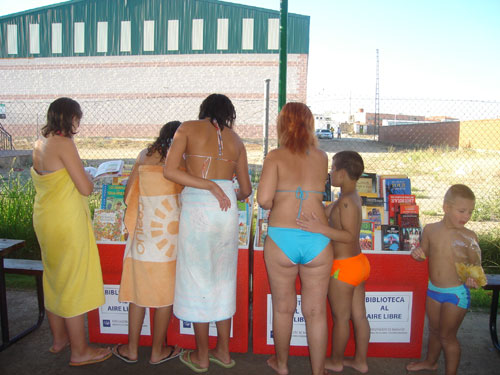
<box><xmin>263</xmin><ymin>79</ymin><xmax>271</xmax><ymax>159</ymax></box>
<box><xmin>278</xmin><ymin>0</ymin><xmax>288</xmax><ymax>113</ymax></box>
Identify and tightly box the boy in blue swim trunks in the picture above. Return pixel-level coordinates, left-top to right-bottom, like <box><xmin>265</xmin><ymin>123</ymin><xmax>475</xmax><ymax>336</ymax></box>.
<box><xmin>407</xmin><ymin>184</ymin><xmax>483</xmax><ymax>375</ymax></box>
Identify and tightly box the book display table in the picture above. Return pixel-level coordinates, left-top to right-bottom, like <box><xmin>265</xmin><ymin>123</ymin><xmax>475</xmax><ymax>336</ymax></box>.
<box><xmin>88</xmin><ymin>197</ymin><xmax>253</xmax><ymax>353</ymax></box>
<box><xmin>252</xmin><ymin>248</ymin><xmax>428</xmax><ymax>358</ymax></box>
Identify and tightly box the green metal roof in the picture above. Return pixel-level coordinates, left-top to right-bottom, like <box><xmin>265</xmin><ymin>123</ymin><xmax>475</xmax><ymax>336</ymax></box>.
<box><xmin>0</xmin><ymin>0</ymin><xmax>309</xmax><ymax>57</ymax></box>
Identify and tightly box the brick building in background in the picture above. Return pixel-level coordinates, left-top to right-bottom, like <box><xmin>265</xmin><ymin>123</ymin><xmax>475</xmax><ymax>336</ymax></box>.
<box><xmin>0</xmin><ymin>0</ymin><xmax>310</xmax><ymax>139</ymax></box>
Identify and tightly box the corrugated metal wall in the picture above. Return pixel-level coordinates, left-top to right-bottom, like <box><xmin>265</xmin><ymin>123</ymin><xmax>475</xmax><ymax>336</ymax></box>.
<box><xmin>0</xmin><ymin>0</ymin><xmax>309</xmax><ymax>58</ymax></box>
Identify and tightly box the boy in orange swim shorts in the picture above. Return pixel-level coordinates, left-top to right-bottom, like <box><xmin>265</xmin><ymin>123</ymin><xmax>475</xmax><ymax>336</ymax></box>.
<box><xmin>297</xmin><ymin>151</ymin><xmax>370</xmax><ymax>373</ymax></box>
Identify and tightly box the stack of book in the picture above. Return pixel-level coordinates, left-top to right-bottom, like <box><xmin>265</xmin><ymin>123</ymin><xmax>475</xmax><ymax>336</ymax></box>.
<box><xmin>358</xmin><ymin>173</ymin><xmax>421</xmax><ymax>252</ymax></box>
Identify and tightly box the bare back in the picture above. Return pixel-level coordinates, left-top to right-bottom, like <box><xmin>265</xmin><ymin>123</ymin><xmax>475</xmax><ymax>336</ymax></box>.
<box><xmin>423</xmin><ymin>221</ymin><xmax>479</xmax><ymax>288</ymax></box>
<box><xmin>32</xmin><ymin>135</ymin><xmax>93</xmax><ymax>196</ymax></box>
<box><xmin>258</xmin><ymin>147</ymin><xmax>329</xmax><ymax>228</ymax></box>
<box><xmin>183</xmin><ymin>119</ymin><xmax>242</xmax><ymax>180</ymax></box>
<box><xmin>33</xmin><ymin>136</ymin><xmax>66</xmax><ymax>174</ymax></box>
<box><xmin>328</xmin><ymin>191</ymin><xmax>362</xmax><ymax>259</ymax></box>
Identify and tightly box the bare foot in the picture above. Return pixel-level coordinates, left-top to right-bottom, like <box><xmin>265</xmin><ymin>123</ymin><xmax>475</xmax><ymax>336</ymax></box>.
<box><xmin>267</xmin><ymin>355</ymin><xmax>289</xmax><ymax>375</ymax></box>
<box><xmin>344</xmin><ymin>357</ymin><xmax>368</xmax><ymax>373</ymax></box>
<box><xmin>49</xmin><ymin>341</ymin><xmax>70</xmax><ymax>354</ymax></box>
<box><xmin>69</xmin><ymin>346</ymin><xmax>112</xmax><ymax>366</ymax></box>
<box><xmin>325</xmin><ymin>357</ymin><xmax>343</xmax><ymax>372</ymax></box>
<box><xmin>406</xmin><ymin>360</ymin><xmax>438</xmax><ymax>372</ymax></box>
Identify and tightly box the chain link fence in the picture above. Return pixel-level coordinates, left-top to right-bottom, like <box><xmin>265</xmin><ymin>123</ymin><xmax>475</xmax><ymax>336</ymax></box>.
<box><xmin>1</xmin><ymin>96</ymin><xmax>499</xmax><ymax>235</ymax></box>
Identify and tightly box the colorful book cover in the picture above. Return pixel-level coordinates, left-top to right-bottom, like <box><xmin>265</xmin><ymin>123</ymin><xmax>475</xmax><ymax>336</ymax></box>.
<box><xmin>100</xmin><ymin>184</ymin><xmax>126</xmax><ymax>210</ymax></box>
<box><xmin>377</xmin><ymin>174</ymin><xmax>407</xmax><ymax>199</ymax></box>
<box><xmin>255</xmin><ymin>207</ymin><xmax>271</xmax><ymax>249</ymax></box>
<box><xmin>361</xmin><ymin>197</ymin><xmax>384</xmax><ymax>229</ymax></box>
<box><xmin>359</xmin><ymin>220</ymin><xmax>374</xmax><ymax>250</ymax></box>
<box><xmin>388</xmin><ymin>194</ymin><xmax>416</xmax><ymax>225</ymax></box>
<box><xmin>383</xmin><ymin>178</ymin><xmax>411</xmax><ymax>210</ymax></box>
<box><xmin>399</xmin><ymin>213</ymin><xmax>420</xmax><ymax>228</ymax></box>
<box><xmin>112</xmin><ymin>165</ymin><xmax>132</xmax><ymax>185</ymax></box>
<box><xmin>93</xmin><ymin>209</ymin><xmax>125</xmax><ymax>242</ymax></box>
<box><xmin>381</xmin><ymin>225</ymin><xmax>400</xmax><ymax>251</ymax></box>
<box><xmin>401</xmin><ymin>227</ymin><xmax>422</xmax><ymax>252</ymax></box>
<box><xmin>237</xmin><ymin>196</ymin><xmax>253</xmax><ymax>247</ymax></box>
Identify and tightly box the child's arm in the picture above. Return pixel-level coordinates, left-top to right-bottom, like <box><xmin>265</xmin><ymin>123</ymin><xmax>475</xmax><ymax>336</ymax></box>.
<box><xmin>297</xmin><ymin>196</ymin><xmax>359</xmax><ymax>244</ymax></box>
<box><xmin>410</xmin><ymin>225</ymin><xmax>429</xmax><ymax>261</ymax></box>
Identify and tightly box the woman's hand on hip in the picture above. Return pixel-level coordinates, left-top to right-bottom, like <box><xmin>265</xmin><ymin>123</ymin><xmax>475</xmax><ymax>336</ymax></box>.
<box><xmin>209</xmin><ymin>181</ymin><xmax>231</xmax><ymax>211</ymax></box>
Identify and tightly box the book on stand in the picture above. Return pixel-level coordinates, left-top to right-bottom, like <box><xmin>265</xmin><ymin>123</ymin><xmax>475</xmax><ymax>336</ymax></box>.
<box><xmin>359</xmin><ymin>220</ymin><xmax>374</xmax><ymax>250</ymax></box>
<box><xmin>382</xmin><ymin>177</ymin><xmax>412</xmax><ymax>210</ymax></box>
<box><xmin>377</xmin><ymin>174</ymin><xmax>407</xmax><ymax>200</ymax></box>
<box><xmin>100</xmin><ymin>184</ymin><xmax>126</xmax><ymax>210</ymax></box>
<box><xmin>401</xmin><ymin>227</ymin><xmax>422</xmax><ymax>252</ymax></box>
<box><xmin>397</xmin><ymin>204</ymin><xmax>419</xmax><ymax>227</ymax></box>
<box><xmin>388</xmin><ymin>194</ymin><xmax>416</xmax><ymax>225</ymax></box>
<box><xmin>237</xmin><ymin>195</ymin><xmax>253</xmax><ymax>248</ymax></box>
<box><xmin>254</xmin><ymin>207</ymin><xmax>271</xmax><ymax>249</ymax></box>
<box><xmin>361</xmin><ymin>196</ymin><xmax>384</xmax><ymax>229</ymax></box>
<box><xmin>357</xmin><ymin>172</ymin><xmax>378</xmax><ymax>195</ymax></box>
<box><xmin>93</xmin><ymin>209</ymin><xmax>125</xmax><ymax>242</ymax></box>
<box><xmin>381</xmin><ymin>225</ymin><xmax>400</xmax><ymax>251</ymax></box>
<box><xmin>85</xmin><ymin>160</ymin><xmax>124</xmax><ymax>180</ymax></box>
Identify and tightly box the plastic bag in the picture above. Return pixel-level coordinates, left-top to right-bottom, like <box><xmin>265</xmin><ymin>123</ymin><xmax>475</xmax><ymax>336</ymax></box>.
<box><xmin>453</xmin><ymin>232</ymin><xmax>486</xmax><ymax>286</ymax></box>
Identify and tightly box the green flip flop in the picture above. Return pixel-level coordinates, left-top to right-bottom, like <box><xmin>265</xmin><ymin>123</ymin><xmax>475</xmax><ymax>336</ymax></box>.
<box><xmin>179</xmin><ymin>350</ymin><xmax>208</xmax><ymax>373</ymax></box>
<box><xmin>209</xmin><ymin>354</ymin><xmax>236</xmax><ymax>368</ymax></box>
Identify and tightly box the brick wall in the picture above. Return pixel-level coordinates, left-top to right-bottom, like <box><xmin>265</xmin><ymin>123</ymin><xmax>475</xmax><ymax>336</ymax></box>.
<box><xmin>378</xmin><ymin>121</ymin><xmax>461</xmax><ymax>148</ymax></box>
<box><xmin>0</xmin><ymin>53</ymin><xmax>308</xmax><ymax>139</ymax></box>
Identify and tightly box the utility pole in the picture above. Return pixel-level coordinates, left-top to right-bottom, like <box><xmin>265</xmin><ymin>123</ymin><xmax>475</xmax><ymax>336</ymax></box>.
<box><xmin>278</xmin><ymin>0</ymin><xmax>288</xmax><ymax>113</ymax></box>
<box><xmin>374</xmin><ymin>49</ymin><xmax>380</xmax><ymax>140</ymax></box>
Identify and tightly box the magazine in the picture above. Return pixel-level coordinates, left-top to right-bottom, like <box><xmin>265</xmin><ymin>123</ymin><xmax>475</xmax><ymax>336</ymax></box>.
<box><xmin>85</xmin><ymin>160</ymin><xmax>124</xmax><ymax>180</ymax></box>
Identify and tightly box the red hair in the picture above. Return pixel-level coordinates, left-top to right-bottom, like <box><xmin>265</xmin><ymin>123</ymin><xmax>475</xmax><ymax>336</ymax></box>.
<box><xmin>277</xmin><ymin>102</ymin><xmax>317</xmax><ymax>154</ymax></box>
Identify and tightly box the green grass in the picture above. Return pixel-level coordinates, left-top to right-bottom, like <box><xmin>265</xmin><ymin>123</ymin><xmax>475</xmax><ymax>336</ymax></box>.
<box><xmin>472</xmin><ymin>193</ymin><xmax>500</xmax><ymax>222</ymax></box>
<box><xmin>5</xmin><ymin>274</ymin><xmax>37</xmax><ymax>289</ymax></box>
<box><xmin>478</xmin><ymin>229</ymin><xmax>500</xmax><ymax>274</ymax></box>
<box><xmin>470</xmin><ymin>288</ymin><xmax>499</xmax><ymax>310</ymax></box>
<box><xmin>0</xmin><ymin>171</ymin><xmax>40</xmax><ymax>260</ymax></box>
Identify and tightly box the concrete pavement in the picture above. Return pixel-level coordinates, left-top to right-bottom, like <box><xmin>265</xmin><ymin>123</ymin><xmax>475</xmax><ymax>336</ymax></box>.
<box><xmin>1</xmin><ymin>288</ymin><xmax>499</xmax><ymax>375</ymax></box>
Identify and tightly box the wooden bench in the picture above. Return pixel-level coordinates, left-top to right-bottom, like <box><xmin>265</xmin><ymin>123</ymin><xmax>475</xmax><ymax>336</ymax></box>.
<box><xmin>2</xmin><ymin>259</ymin><xmax>45</xmax><ymax>348</ymax></box>
<box><xmin>483</xmin><ymin>274</ymin><xmax>500</xmax><ymax>351</ymax></box>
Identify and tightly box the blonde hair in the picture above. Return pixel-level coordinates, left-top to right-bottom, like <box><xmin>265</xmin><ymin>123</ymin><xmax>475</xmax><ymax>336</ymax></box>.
<box><xmin>444</xmin><ymin>184</ymin><xmax>475</xmax><ymax>204</ymax></box>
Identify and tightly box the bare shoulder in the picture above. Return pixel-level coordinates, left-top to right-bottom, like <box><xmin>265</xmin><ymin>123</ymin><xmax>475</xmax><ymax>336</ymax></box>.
<box><xmin>136</xmin><ymin>148</ymin><xmax>149</xmax><ymax>164</ymax></box>
<box><xmin>178</xmin><ymin>119</ymin><xmax>207</xmax><ymax>134</ymax></box>
<box><xmin>423</xmin><ymin>221</ymin><xmax>440</xmax><ymax>235</ymax></box>
<box><xmin>339</xmin><ymin>192</ymin><xmax>359</xmax><ymax>210</ymax></box>
<box><xmin>311</xmin><ymin>147</ymin><xmax>328</xmax><ymax>160</ymax></box>
<box><xmin>265</xmin><ymin>148</ymin><xmax>281</xmax><ymax>161</ymax></box>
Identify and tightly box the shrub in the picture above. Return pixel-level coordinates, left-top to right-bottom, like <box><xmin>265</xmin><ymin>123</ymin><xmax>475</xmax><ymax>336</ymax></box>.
<box><xmin>0</xmin><ymin>172</ymin><xmax>40</xmax><ymax>259</ymax></box>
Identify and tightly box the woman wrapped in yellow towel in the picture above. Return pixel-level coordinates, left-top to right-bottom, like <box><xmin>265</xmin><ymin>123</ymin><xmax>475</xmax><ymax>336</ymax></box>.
<box><xmin>31</xmin><ymin>98</ymin><xmax>111</xmax><ymax>366</ymax></box>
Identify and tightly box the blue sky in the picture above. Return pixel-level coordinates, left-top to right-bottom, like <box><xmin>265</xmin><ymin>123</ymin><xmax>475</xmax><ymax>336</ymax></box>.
<box><xmin>2</xmin><ymin>0</ymin><xmax>500</xmax><ymax>112</ymax></box>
